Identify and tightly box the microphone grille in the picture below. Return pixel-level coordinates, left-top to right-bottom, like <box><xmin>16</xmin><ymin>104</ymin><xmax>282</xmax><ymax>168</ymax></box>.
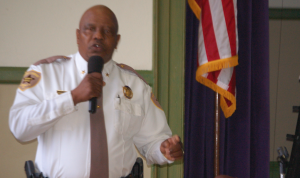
<box><xmin>88</xmin><ymin>56</ymin><xmax>104</xmax><ymax>73</ymax></box>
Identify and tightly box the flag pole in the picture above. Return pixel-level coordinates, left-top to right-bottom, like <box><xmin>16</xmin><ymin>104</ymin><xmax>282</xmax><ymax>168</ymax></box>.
<box><xmin>214</xmin><ymin>92</ymin><xmax>220</xmax><ymax>177</ymax></box>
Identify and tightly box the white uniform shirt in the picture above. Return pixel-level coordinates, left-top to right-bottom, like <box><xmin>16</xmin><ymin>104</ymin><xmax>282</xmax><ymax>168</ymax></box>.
<box><xmin>9</xmin><ymin>52</ymin><xmax>172</xmax><ymax>178</ymax></box>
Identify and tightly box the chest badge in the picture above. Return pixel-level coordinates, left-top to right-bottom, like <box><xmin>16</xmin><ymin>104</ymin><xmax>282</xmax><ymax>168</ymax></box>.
<box><xmin>123</xmin><ymin>86</ymin><xmax>133</xmax><ymax>99</ymax></box>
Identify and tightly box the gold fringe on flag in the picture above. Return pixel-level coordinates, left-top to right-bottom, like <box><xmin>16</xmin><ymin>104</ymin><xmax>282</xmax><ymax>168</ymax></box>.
<box><xmin>188</xmin><ymin>0</ymin><xmax>201</xmax><ymax>20</ymax></box>
<box><xmin>197</xmin><ymin>55</ymin><xmax>238</xmax><ymax>76</ymax></box>
<box><xmin>196</xmin><ymin>75</ymin><xmax>236</xmax><ymax>118</ymax></box>
<box><xmin>196</xmin><ymin>55</ymin><xmax>238</xmax><ymax>118</ymax></box>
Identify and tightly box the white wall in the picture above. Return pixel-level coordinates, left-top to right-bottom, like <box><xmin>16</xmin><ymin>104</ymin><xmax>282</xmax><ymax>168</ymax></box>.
<box><xmin>0</xmin><ymin>0</ymin><xmax>152</xmax><ymax>70</ymax></box>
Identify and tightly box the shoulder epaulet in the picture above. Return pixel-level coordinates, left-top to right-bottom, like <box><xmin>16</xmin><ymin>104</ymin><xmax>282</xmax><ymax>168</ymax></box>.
<box><xmin>116</xmin><ymin>63</ymin><xmax>148</xmax><ymax>85</ymax></box>
<box><xmin>34</xmin><ymin>55</ymin><xmax>70</xmax><ymax>66</ymax></box>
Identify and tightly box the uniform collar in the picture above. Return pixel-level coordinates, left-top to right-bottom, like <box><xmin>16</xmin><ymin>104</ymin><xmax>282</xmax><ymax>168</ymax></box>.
<box><xmin>75</xmin><ymin>52</ymin><xmax>114</xmax><ymax>80</ymax></box>
<box><xmin>102</xmin><ymin>59</ymin><xmax>114</xmax><ymax>80</ymax></box>
<box><xmin>75</xmin><ymin>52</ymin><xmax>88</xmax><ymax>77</ymax></box>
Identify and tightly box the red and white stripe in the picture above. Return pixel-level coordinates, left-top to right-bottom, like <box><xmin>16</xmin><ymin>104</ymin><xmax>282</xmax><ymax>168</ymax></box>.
<box><xmin>189</xmin><ymin>0</ymin><xmax>238</xmax><ymax>118</ymax></box>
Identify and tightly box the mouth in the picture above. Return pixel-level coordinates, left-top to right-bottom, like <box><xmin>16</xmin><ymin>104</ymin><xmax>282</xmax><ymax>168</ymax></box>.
<box><xmin>91</xmin><ymin>44</ymin><xmax>105</xmax><ymax>52</ymax></box>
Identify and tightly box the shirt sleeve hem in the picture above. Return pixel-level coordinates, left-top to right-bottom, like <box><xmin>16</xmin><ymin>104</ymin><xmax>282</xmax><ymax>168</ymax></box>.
<box><xmin>55</xmin><ymin>91</ymin><xmax>75</xmax><ymax>115</ymax></box>
<box><xmin>28</xmin><ymin>91</ymin><xmax>76</xmax><ymax>126</ymax></box>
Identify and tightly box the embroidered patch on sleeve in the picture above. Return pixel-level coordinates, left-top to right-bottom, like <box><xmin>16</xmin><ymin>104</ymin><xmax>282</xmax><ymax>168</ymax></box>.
<box><xmin>151</xmin><ymin>92</ymin><xmax>163</xmax><ymax>110</ymax></box>
<box><xmin>19</xmin><ymin>70</ymin><xmax>41</xmax><ymax>91</ymax></box>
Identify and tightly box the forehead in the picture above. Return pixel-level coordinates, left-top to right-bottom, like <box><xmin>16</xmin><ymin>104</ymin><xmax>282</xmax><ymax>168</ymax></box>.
<box><xmin>80</xmin><ymin>8</ymin><xmax>116</xmax><ymax>29</ymax></box>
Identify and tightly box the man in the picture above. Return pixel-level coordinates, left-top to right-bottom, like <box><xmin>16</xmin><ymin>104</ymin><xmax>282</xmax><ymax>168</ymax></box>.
<box><xmin>9</xmin><ymin>5</ymin><xmax>183</xmax><ymax>178</ymax></box>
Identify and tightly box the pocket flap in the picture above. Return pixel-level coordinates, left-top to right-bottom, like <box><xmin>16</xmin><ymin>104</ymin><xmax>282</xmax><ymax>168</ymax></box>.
<box><xmin>114</xmin><ymin>98</ymin><xmax>143</xmax><ymax>116</ymax></box>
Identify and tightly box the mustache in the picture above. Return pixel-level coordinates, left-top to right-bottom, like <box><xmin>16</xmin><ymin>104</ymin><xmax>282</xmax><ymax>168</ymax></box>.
<box><xmin>89</xmin><ymin>40</ymin><xmax>105</xmax><ymax>49</ymax></box>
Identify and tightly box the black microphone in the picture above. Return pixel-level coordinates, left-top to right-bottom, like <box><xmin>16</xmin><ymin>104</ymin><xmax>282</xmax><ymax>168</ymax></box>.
<box><xmin>88</xmin><ymin>56</ymin><xmax>104</xmax><ymax>114</ymax></box>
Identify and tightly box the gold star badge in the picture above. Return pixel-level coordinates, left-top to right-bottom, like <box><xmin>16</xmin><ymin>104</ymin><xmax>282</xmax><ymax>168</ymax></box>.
<box><xmin>123</xmin><ymin>86</ymin><xmax>133</xmax><ymax>99</ymax></box>
<box><xmin>81</xmin><ymin>70</ymin><xmax>85</xmax><ymax>74</ymax></box>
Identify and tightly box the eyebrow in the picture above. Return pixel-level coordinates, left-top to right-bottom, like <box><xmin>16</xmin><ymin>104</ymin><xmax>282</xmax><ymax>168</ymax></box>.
<box><xmin>82</xmin><ymin>23</ymin><xmax>117</xmax><ymax>33</ymax></box>
<box><xmin>84</xmin><ymin>23</ymin><xmax>95</xmax><ymax>27</ymax></box>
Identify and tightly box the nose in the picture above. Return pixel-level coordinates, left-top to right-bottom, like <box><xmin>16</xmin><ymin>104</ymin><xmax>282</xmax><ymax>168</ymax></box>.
<box><xmin>94</xmin><ymin>29</ymin><xmax>104</xmax><ymax>40</ymax></box>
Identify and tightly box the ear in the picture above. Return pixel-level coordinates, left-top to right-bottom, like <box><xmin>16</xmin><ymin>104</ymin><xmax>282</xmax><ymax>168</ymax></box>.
<box><xmin>115</xmin><ymin>34</ymin><xmax>121</xmax><ymax>49</ymax></box>
<box><xmin>76</xmin><ymin>29</ymin><xmax>80</xmax><ymax>44</ymax></box>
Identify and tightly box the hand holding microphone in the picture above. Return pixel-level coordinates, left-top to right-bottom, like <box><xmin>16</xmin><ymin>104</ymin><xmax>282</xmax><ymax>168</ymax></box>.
<box><xmin>71</xmin><ymin>56</ymin><xmax>104</xmax><ymax>112</ymax></box>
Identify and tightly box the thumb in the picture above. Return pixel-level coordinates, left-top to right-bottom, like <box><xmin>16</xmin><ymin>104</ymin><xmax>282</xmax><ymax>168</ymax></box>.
<box><xmin>162</xmin><ymin>139</ymin><xmax>171</xmax><ymax>148</ymax></box>
<box><xmin>173</xmin><ymin>135</ymin><xmax>180</xmax><ymax>144</ymax></box>
<box><xmin>160</xmin><ymin>139</ymin><xmax>171</xmax><ymax>154</ymax></box>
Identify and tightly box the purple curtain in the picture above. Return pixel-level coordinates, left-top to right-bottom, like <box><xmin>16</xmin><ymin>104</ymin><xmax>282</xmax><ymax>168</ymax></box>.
<box><xmin>184</xmin><ymin>0</ymin><xmax>270</xmax><ymax>177</ymax></box>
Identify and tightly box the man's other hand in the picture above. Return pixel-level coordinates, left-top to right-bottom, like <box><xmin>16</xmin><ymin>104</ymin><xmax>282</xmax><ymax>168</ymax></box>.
<box><xmin>160</xmin><ymin>135</ymin><xmax>184</xmax><ymax>161</ymax></box>
<box><xmin>71</xmin><ymin>73</ymin><xmax>106</xmax><ymax>105</ymax></box>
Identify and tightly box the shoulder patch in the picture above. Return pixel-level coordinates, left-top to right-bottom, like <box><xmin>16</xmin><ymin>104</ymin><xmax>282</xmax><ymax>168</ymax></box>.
<box><xmin>34</xmin><ymin>55</ymin><xmax>70</xmax><ymax>66</ymax></box>
<box><xmin>116</xmin><ymin>63</ymin><xmax>148</xmax><ymax>85</ymax></box>
<box><xmin>151</xmin><ymin>92</ymin><xmax>163</xmax><ymax>110</ymax></box>
<box><xmin>19</xmin><ymin>70</ymin><xmax>41</xmax><ymax>91</ymax></box>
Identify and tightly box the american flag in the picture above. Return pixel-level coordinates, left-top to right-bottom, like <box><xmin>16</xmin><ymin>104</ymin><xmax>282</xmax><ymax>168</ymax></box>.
<box><xmin>188</xmin><ymin>0</ymin><xmax>238</xmax><ymax>118</ymax></box>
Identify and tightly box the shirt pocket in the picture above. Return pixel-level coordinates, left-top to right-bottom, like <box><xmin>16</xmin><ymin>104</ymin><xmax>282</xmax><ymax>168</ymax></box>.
<box><xmin>114</xmin><ymin>97</ymin><xmax>144</xmax><ymax>138</ymax></box>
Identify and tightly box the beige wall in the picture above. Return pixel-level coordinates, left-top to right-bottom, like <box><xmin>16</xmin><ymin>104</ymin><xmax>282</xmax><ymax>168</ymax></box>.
<box><xmin>0</xmin><ymin>85</ymin><xmax>37</xmax><ymax>177</ymax></box>
<box><xmin>0</xmin><ymin>1</ymin><xmax>152</xmax><ymax>177</ymax></box>
<box><xmin>0</xmin><ymin>0</ymin><xmax>152</xmax><ymax>70</ymax></box>
<box><xmin>270</xmin><ymin>20</ymin><xmax>300</xmax><ymax>161</ymax></box>
<box><xmin>269</xmin><ymin>0</ymin><xmax>300</xmax><ymax>8</ymax></box>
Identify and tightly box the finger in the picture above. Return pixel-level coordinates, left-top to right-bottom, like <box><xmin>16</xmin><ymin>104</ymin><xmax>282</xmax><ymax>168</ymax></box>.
<box><xmin>170</xmin><ymin>154</ymin><xmax>183</xmax><ymax>160</ymax></box>
<box><xmin>90</xmin><ymin>72</ymin><xmax>103</xmax><ymax>79</ymax></box>
<box><xmin>172</xmin><ymin>155</ymin><xmax>183</xmax><ymax>160</ymax></box>
<box><xmin>91</xmin><ymin>87</ymin><xmax>101</xmax><ymax>97</ymax></box>
<box><xmin>174</xmin><ymin>135</ymin><xmax>180</xmax><ymax>141</ymax></box>
<box><xmin>169</xmin><ymin>141</ymin><xmax>182</xmax><ymax>151</ymax></box>
<box><xmin>88</xmin><ymin>74</ymin><xmax>104</xmax><ymax>87</ymax></box>
<box><xmin>85</xmin><ymin>80</ymin><xmax>101</xmax><ymax>96</ymax></box>
<box><xmin>90</xmin><ymin>77</ymin><xmax>103</xmax><ymax>88</ymax></box>
<box><xmin>90</xmin><ymin>74</ymin><xmax>105</xmax><ymax>87</ymax></box>
<box><xmin>169</xmin><ymin>135</ymin><xmax>180</xmax><ymax>146</ymax></box>
<box><xmin>173</xmin><ymin>135</ymin><xmax>181</xmax><ymax>144</ymax></box>
<box><xmin>170</xmin><ymin>150</ymin><xmax>183</xmax><ymax>158</ymax></box>
<box><xmin>162</xmin><ymin>139</ymin><xmax>170</xmax><ymax>148</ymax></box>
<box><xmin>165</xmin><ymin>154</ymin><xmax>175</xmax><ymax>161</ymax></box>
<box><xmin>160</xmin><ymin>140</ymin><xmax>171</xmax><ymax>154</ymax></box>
